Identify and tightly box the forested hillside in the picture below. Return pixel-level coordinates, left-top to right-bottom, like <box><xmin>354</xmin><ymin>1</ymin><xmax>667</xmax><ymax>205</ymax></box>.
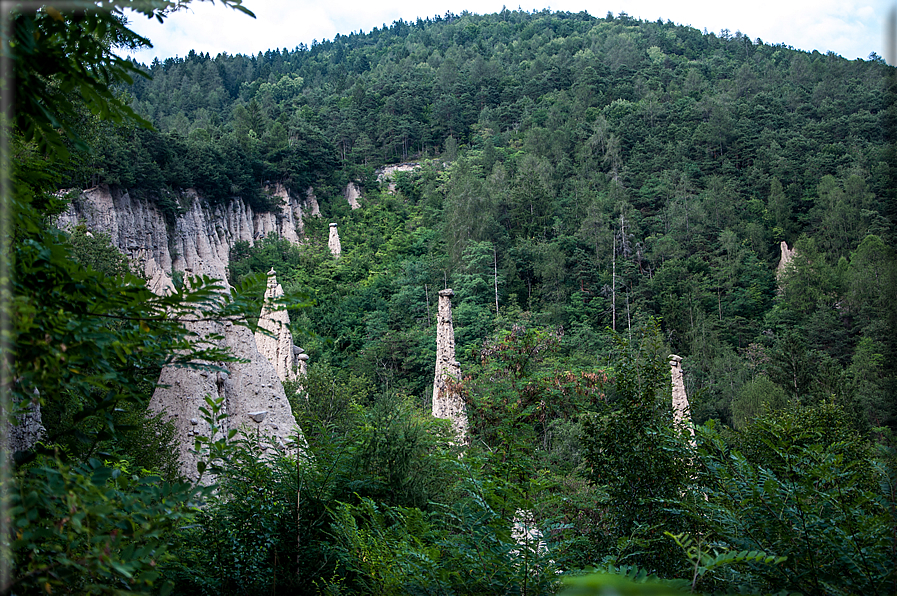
<box><xmin>79</xmin><ymin>8</ymin><xmax>897</xmax><ymax>430</ymax></box>
<box><xmin>10</xmin><ymin>4</ymin><xmax>897</xmax><ymax>594</ymax></box>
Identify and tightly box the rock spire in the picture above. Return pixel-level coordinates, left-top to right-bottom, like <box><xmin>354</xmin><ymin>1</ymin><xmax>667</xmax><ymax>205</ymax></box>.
<box><xmin>669</xmin><ymin>354</ymin><xmax>695</xmax><ymax>443</ymax></box>
<box><xmin>432</xmin><ymin>289</ymin><xmax>468</xmax><ymax>439</ymax></box>
<box><xmin>344</xmin><ymin>183</ymin><xmax>362</xmax><ymax>210</ymax></box>
<box><xmin>328</xmin><ymin>223</ymin><xmax>342</xmax><ymax>258</ymax></box>
<box><xmin>255</xmin><ymin>269</ymin><xmax>303</xmax><ymax>384</ymax></box>
<box><xmin>776</xmin><ymin>241</ymin><xmax>796</xmax><ymax>281</ymax></box>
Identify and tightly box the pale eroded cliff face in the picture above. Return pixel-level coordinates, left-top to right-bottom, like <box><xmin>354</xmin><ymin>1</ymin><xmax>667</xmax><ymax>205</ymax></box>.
<box><xmin>344</xmin><ymin>182</ymin><xmax>362</xmax><ymax>210</ymax></box>
<box><xmin>776</xmin><ymin>240</ymin><xmax>796</xmax><ymax>282</ymax></box>
<box><xmin>150</xmin><ymin>320</ymin><xmax>301</xmax><ymax>483</ymax></box>
<box><xmin>376</xmin><ymin>163</ymin><xmax>419</xmax><ymax>195</ymax></box>
<box><xmin>304</xmin><ymin>187</ymin><xmax>322</xmax><ymax>217</ymax></box>
<box><xmin>55</xmin><ymin>184</ymin><xmax>313</xmax><ymax>482</ymax></box>
<box><xmin>55</xmin><ymin>184</ymin><xmax>315</xmax><ymax>293</ymax></box>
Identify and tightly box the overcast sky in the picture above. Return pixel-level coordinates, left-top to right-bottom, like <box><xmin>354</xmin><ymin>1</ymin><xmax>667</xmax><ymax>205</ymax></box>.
<box><xmin>123</xmin><ymin>0</ymin><xmax>894</xmax><ymax>64</ymax></box>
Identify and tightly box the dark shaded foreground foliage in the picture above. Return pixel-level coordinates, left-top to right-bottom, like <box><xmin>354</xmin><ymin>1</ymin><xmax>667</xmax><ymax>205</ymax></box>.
<box><xmin>10</xmin><ymin>458</ymin><xmax>198</xmax><ymax>595</ymax></box>
<box><xmin>4</xmin><ymin>175</ymin><xmax>281</xmax><ymax>593</ymax></box>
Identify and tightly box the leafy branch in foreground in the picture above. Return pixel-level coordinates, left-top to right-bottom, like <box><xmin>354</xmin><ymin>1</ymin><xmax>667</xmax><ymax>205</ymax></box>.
<box><xmin>191</xmin><ymin>394</ymin><xmax>238</xmax><ymax>480</ymax></box>
<box><xmin>665</xmin><ymin>532</ymin><xmax>785</xmax><ymax>592</ymax></box>
<box><xmin>694</xmin><ymin>406</ymin><xmax>897</xmax><ymax>595</ymax></box>
<box><xmin>559</xmin><ymin>568</ymin><xmax>689</xmax><ymax>596</ymax></box>
<box><xmin>7</xmin><ymin>457</ymin><xmax>203</xmax><ymax>595</ymax></box>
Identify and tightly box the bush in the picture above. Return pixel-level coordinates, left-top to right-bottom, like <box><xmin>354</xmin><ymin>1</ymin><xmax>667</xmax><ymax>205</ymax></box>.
<box><xmin>164</xmin><ymin>436</ymin><xmax>302</xmax><ymax>595</ymax></box>
<box><xmin>578</xmin><ymin>324</ymin><xmax>698</xmax><ymax>577</ymax></box>
<box><xmin>695</xmin><ymin>402</ymin><xmax>897</xmax><ymax>595</ymax></box>
<box><xmin>10</xmin><ymin>458</ymin><xmax>198</xmax><ymax>595</ymax></box>
<box><xmin>292</xmin><ymin>390</ymin><xmax>458</xmax><ymax>590</ymax></box>
<box><xmin>729</xmin><ymin>375</ymin><xmax>789</xmax><ymax>429</ymax></box>
<box><xmin>326</xmin><ymin>472</ymin><xmax>560</xmax><ymax>595</ymax></box>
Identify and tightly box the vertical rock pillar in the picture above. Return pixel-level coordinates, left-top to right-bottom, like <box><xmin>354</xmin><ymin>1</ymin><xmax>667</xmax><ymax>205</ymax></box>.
<box><xmin>776</xmin><ymin>241</ymin><xmax>796</xmax><ymax>284</ymax></box>
<box><xmin>255</xmin><ymin>269</ymin><xmax>303</xmax><ymax>383</ymax></box>
<box><xmin>328</xmin><ymin>223</ymin><xmax>341</xmax><ymax>258</ymax></box>
<box><xmin>432</xmin><ymin>289</ymin><xmax>467</xmax><ymax>439</ymax></box>
<box><xmin>669</xmin><ymin>354</ymin><xmax>695</xmax><ymax>444</ymax></box>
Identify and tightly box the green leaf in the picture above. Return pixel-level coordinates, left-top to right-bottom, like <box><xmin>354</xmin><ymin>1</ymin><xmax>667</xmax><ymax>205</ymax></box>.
<box><xmin>90</xmin><ymin>465</ymin><xmax>113</xmax><ymax>487</ymax></box>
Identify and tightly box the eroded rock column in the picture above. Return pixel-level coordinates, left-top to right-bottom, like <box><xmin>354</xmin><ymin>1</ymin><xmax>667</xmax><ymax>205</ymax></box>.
<box><xmin>328</xmin><ymin>223</ymin><xmax>342</xmax><ymax>258</ymax></box>
<box><xmin>255</xmin><ymin>269</ymin><xmax>302</xmax><ymax>384</ymax></box>
<box><xmin>432</xmin><ymin>289</ymin><xmax>467</xmax><ymax>439</ymax></box>
<box><xmin>776</xmin><ymin>240</ymin><xmax>796</xmax><ymax>284</ymax></box>
<box><xmin>670</xmin><ymin>354</ymin><xmax>695</xmax><ymax>443</ymax></box>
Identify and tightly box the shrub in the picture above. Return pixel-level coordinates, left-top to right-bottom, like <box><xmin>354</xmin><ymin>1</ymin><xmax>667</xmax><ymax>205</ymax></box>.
<box><xmin>695</xmin><ymin>403</ymin><xmax>897</xmax><ymax>595</ymax></box>
<box><xmin>164</xmin><ymin>437</ymin><xmax>302</xmax><ymax>595</ymax></box>
<box><xmin>9</xmin><ymin>458</ymin><xmax>198</xmax><ymax>595</ymax></box>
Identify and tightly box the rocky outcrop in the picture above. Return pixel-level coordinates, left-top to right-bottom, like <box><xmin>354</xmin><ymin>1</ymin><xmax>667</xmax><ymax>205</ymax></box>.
<box><xmin>305</xmin><ymin>187</ymin><xmax>321</xmax><ymax>216</ymax></box>
<box><xmin>55</xmin><ymin>184</ymin><xmax>308</xmax><ymax>483</ymax></box>
<box><xmin>669</xmin><ymin>354</ymin><xmax>695</xmax><ymax>443</ymax></box>
<box><xmin>776</xmin><ymin>241</ymin><xmax>796</xmax><ymax>281</ymax></box>
<box><xmin>54</xmin><ymin>184</ymin><xmax>316</xmax><ymax>293</ymax></box>
<box><xmin>266</xmin><ymin>183</ymin><xmax>305</xmax><ymax>242</ymax></box>
<box><xmin>55</xmin><ymin>185</ymin><xmax>175</xmax><ymax>293</ymax></box>
<box><xmin>255</xmin><ymin>269</ymin><xmax>303</xmax><ymax>383</ymax></box>
<box><xmin>328</xmin><ymin>223</ymin><xmax>342</xmax><ymax>258</ymax></box>
<box><xmin>344</xmin><ymin>183</ymin><xmax>362</xmax><ymax>210</ymax></box>
<box><xmin>150</xmin><ymin>320</ymin><xmax>300</xmax><ymax>483</ymax></box>
<box><xmin>432</xmin><ymin>289</ymin><xmax>467</xmax><ymax>439</ymax></box>
<box><xmin>8</xmin><ymin>394</ymin><xmax>45</xmax><ymax>457</ymax></box>
<box><xmin>376</xmin><ymin>162</ymin><xmax>420</xmax><ymax>194</ymax></box>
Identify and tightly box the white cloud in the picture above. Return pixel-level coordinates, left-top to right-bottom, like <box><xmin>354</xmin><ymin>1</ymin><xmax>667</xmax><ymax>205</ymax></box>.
<box><xmin>123</xmin><ymin>0</ymin><xmax>893</xmax><ymax>64</ymax></box>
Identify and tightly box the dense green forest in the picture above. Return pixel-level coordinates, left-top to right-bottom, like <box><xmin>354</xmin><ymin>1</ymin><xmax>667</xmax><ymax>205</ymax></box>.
<box><xmin>87</xmin><ymin>6</ymin><xmax>897</xmax><ymax>428</ymax></box>
<box><xmin>7</xmin><ymin>2</ymin><xmax>897</xmax><ymax>594</ymax></box>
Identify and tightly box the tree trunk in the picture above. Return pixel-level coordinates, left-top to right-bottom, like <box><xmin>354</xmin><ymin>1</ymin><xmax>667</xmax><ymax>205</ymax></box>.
<box><xmin>493</xmin><ymin>246</ymin><xmax>500</xmax><ymax>316</ymax></box>
<box><xmin>612</xmin><ymin>234</ymin><xmax>616</xmax><ymax>332</ymax></box>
